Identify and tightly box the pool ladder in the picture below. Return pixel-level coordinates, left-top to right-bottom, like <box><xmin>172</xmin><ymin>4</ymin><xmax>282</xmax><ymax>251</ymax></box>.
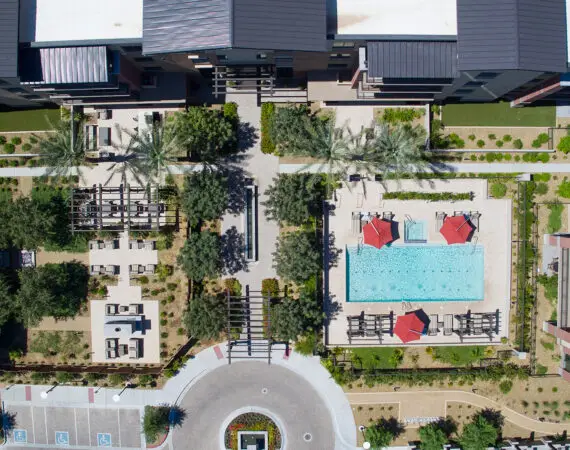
<box><xmin>405</xmin><ymin>214</ymin><xmax>415</xmax><ymax>224</ymax></box>
<box><xmin>357</xmin><ymin>237</ymin><xmax>363</xmax><ymax>254</ymax></box>
<box><xmin>471</xmin><ymin>235</ymin><xmax>478</xmax><ymax>253</ymax></box>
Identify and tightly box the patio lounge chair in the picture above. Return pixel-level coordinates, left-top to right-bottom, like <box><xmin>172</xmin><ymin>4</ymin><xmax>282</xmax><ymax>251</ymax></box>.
<box><xmin>104</xmin><ymin>240</ymin><xmax>115</xmax><ymax>250</ymax></box>
<box><xmin>145</xmin><ymin>264</ymin><xmax>156</xmax><ymax>275</ymax></box>
<box><xmin>382</xmin><ymin>211</ymin><xmax>393</xmax><ymax>221</ymax></box>
<box><xmin>105</xmin><ymin>338</ymin><xmax>117</xmax><ymax>349</ymax></box>
<box><xmin>469</xmin><ymin>211</ymin><xmax>481</xmax><ymax>231</ymax></box>
<box><xmin>435</xmin><ymin>211</ymin><xmax>446</xmax><ymax>230</ymax></box>
<box><xmin>129</xmin><ymin>240</ymin><xmax>138</xmax><ymax>249</ymax></box>
<box><xmin>119</xmin><ymin>305</ymin><xmax>129</xmax><ymax>313</ymax></box>
<box><xmin>128</xmin><ymin>303</ymin><xmax>141</xmax><ymax>315</ymax></box>
<box><xmin>428</xmin><ymin>314</ymin><xmax>439</xmax><ymax>336</ymax></box>
<box><xmin>105</xmin><ymin>304</ymin><xmax>119</xmax><ymax>315</ymax></box>
<box><xmin>105</xmin><ymin>265</ymin><xmax>116</xmax><ymax>275</ymax></box>
<box><xmin>106</xmin><ymin>349</ymin><xmax>118</xmax><ymax>359</ymax></box>
<box><xmin>89</xmin><ymin>240</ymin><xmax>99</xmax><ymax>250</ymax></box>
<box><xmin>444</xmin><ymin>314</ymin><xmax>453</xmax><ymax>336</ymax></box>
<box><xmin>144</xmin><ymin>240</ymin><xmax>155</xmax><ymax>250</ymax></box>
<box><xmin>90</xmin><ymin>265</ymin><xmax>100</xmax><ymax>275</ymax></box>
<box><xmin>129</xmin><ymin>264</ymin><xmax>139</xmax><ymax>274</ymax></box>
<box><xmin>129</xmin><ymin>338</ymin><xmax>141</xmax><ymax>359</ymax></box>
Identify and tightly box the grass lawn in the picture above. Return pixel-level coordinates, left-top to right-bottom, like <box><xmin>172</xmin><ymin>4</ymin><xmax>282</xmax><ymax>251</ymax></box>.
<box><xmin>442</xmin><ymin>102</ymin><xmax>555</xmax><ymax>127</ymax></box>
<box><xmin>0</xmin><ymin>109</ymin><xmax>60</xmax><ymax>132</ymax></box>
<box><xmin>350</xmin><ymin>347</ymin><xmax>404</xmax><ymax>369</ymax></box>
<box><xmin>547</xmin><ymin>203</ymin><xmax>564</xmax><ymax>234</ymax></box>
<box><xmin>431</xmin><ymin>346</ymin><xmax>487</xmax><ymax>366</ymax></box>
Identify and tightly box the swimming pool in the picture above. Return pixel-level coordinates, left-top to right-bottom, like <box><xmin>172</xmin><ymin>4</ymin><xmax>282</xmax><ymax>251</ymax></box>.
<box><xmin>346</xmin><ymin>244</ymin><xmax>484</xmax><ymax>302</ymax></box>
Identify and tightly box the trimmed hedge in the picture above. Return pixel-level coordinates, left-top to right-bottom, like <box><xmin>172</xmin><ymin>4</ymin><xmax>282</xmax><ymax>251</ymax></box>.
<box><xmin>383</xmin><ymin>191</ymin><xmax>472</xmax><ymax>201</ymax></box>
<box><xmin>261</xmin><ymin>103</ymin><xmax>276</xmax><ymax>154</ymax></box>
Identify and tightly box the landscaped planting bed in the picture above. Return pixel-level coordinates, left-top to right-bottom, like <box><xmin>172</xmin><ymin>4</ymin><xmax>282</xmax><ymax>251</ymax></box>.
<box><xmin>441</xmin><ymin>126</ymin><xmax>549</xmax><ymax>150</ymax></box>
<box><xmin>224</xmin><ymin>413</ymin><xmax>282</xmax><ymax>450</ymax></box>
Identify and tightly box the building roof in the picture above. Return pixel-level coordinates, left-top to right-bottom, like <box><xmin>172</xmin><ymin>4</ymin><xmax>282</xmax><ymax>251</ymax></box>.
<box><xmin>20</xmin><ymin>47</ymin><xmax>108</xmax><ymax>85</ymax></box>
<box><xmin>367</xmin><ymin>41</ymin><xmax>458</xmax><ymax>79</ymax></box>
<box><xmin>457</xmin><ymin>0</ymin><xmax>567</xmax><ymax>72</ymax></box>
<box><xmin>19</xmin><ymin>0</ymin><xmax>143</xmax><ymax>44</ymax></box>
<box><xmin>331</xmin><ymin>0</ymin><xmax>457</xmax><ymax>37</ymax></box>
<box><xmin>143</xmin><ymin>0</ymin><xmax>326</xmax><ymax>54</ymax></box>
<box><xmin>0</xmin><ymin>0</ymin><xmax>19</xmax><ymax>78</ymax></box>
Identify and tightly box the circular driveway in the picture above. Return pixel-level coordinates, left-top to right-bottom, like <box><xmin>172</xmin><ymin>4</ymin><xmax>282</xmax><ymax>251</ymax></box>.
<box><xmin>172</xmin><ymin>361</ymin><xmax>335</xmax><ymax>449</ymax></box>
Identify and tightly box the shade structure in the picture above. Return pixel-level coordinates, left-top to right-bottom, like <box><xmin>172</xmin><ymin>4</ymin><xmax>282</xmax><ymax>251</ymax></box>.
<box><xmin>394</xmin><ymin>311</ymin><xmax>429</xmax><ymax>343</ymax></box>
<box><xmin>362</xmin><ymin>217</ymin><xmax>393</xmax><ymax>249</ymax></box>
<box><xmin>439</xmin><ymin>215</ymin><xmax>474</xmax><ymax>245</ymax></box>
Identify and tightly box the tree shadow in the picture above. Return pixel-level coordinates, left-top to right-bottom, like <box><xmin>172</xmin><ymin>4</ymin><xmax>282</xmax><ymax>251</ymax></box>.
<box><xmin>221</xmin><ymin>226</ymin><xmax>249</xmax><ymax>275</ymax></box>
<box><xmin>223</xmin><ymin>167</ymin><xmax>247</xmax><ymax>215</ymax></box>
<box><xmin>378</xmin><ymin>417</ymin><xmax>405</xmax><ymax>438</ymax></box>
<box><xmin>435</xmin><ymin>416</ymin><xmax>458</xmax><ymax>437</ymax></box>
<box><xmin>474</xmin><ymin>408</ymin><xmax>504</xmax><ymax>433</ymax></box>
<box><xmin>2</xmin><ymin>411</ymin><xmax>17</xmax><ymax>437</ymax></box>
<box><xmin>237</xmin><ymin>121</ymin><xmax>258</xmax><ymax>152</ymax></box>
<box><xmin>168</xmin><ymin>405</ymin><xmax>187</xmax><ymax>429</ymax></box>
<box><xmin>327</xmin><ymin>232</ymin><xmax>343</xmax><ymax>270</ymax></box>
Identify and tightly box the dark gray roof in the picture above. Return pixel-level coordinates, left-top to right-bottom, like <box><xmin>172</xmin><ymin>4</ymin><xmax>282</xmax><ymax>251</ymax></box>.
<box><xmin>367</xmin><ymin>41</ymin><xmax>458</xmax><ymax>79</ymax></box>
<box><xmin>20</xmin><ymin>47</ymin><xmax>108</xmax><ymax>84</ymax></box>
<box><xmin>142</xmin><ymin>0</ymin><xmax>326</xmax><ymax>54</ymax></box>
<box><xmin>457</xmin><ymin>0</ymin><xmax>568</xmax><ymax>72</ymax></box>
<box><xmin>232</xmin><ymin>0</ymin><xmax>326</xmax><ymax>51</ymax></box>
<box><xmin>0</xmin><ymin>0</ymin><xmax>19</xmax><ymax>78</ymax></box>
<box><xmin>143</xmin><ymin>0</ymin><xmax>231</xmax><ymax>55</ymax></box>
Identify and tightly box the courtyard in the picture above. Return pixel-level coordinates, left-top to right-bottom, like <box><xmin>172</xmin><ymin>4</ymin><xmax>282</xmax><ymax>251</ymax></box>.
<box><xmin>327</xmin><ymin>178</ymin><xmax>512</xmax><ymax>347</ymax></box>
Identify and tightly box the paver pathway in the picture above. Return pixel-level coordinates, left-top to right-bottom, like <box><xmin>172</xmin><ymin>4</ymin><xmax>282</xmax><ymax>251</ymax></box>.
<box><xmin>347</xmin><ymin>391</ymin><xmax>570</xmax><ymax>434</ymax></box>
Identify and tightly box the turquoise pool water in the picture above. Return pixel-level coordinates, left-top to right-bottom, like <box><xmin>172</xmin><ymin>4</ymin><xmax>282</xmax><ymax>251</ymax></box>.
<box><xmin>347</xmin><ymin>244</ymin><xmax>484</xmax><ymax>302</ymax></box>
<box><xmin>404</xmin><ymin>220</ymin><xmax>427</xmax><ymax>242</ymax></box>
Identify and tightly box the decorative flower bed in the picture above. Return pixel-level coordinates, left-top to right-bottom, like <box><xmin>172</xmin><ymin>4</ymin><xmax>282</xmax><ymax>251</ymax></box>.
<box><xmin>224</xmin><ymin>413</ymin><xmax>282</xmax><ymax>450</ymax></box>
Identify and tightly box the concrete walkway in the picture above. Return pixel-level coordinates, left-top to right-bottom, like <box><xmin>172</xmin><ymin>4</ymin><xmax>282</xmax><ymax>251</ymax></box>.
<box><xmin>220</xmin><ymin>93</ymin><xmax>279</xmax><ymax>289</ymax></box>
<box><xmin>2</xmin><ymin>345</ymin><xmax>357</xmax><ymax>449</ymax></box>
<box><xmin>347</xmin><ymin>391</ymin><xmax>570</xmax><ymax>435</ymax></box>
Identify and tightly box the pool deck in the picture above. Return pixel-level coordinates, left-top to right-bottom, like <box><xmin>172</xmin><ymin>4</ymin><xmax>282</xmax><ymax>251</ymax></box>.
<box><xmin>326</xmin><ymin>179</ymin><xmax>512</xmax><ymax>347</ymax></box>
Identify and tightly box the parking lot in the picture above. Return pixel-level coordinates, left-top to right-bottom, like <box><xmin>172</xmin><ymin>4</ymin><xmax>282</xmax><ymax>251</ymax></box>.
<box><xmin>5</xmin><ymin>405</ymin><xmax>142</xmax><ymax>449</ymax></box>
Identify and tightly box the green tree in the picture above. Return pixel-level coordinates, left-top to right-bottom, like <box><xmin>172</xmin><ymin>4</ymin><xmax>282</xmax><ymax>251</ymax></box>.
<box><xmin>272</xmin><ymin>231</ymin><xmax>321</xmax><ymax>284</ymax></box>
<box><xmin>177</xmin><ymin>231</ymin><xmax>222</xmax><ymax>281</ymax></box>
<box><xmin>271</xmin><ymin>290</ymin><xmax>323</xmax><ymax>342</ymax></box>
<box><xmin>364</xmin><ymin>418</ymin><xmax>404</xmax><ymax>450</ymax></box>
<box><xmin>459</xmin><ymin>415</ymin><xmax>498</xmax><ymax>450</ymax></box>
<box><xmin>181</xmin><ymin>171</ymin><xmax>228</xmax><ymax>226</ymax></box>
<box><xmin>15</xmin><ymin>263</ymin><xmax>89</xmax><ymax>327</ymax></box>
<box><xmin>419</xmin><ymin>422</ymin><xmax>449</xmax><ymax>450</ymax></box>
<box><xmin>169</xmin><ymin>107</ymin><xmax>236</xmax><ymax>163</ymax></box>
<box><xmin>127</xmin><ymin>123</ymin><xmax>180</xmax><ymax>184</ymax></box>
<box><xmin>263</xmin><ymin>174</ymin><xmax>325</xmax><ymax>226</ymax></box>
<box><xmin>37</xmin><ymin>120</ymin><xmax>86</xmax><ymax>180</ymax></box>
<box><xmin>183</xmin><ymin>293</ymin><xmax>226</xmax><ymax>340</ymax></box>
<box><xmin>142</xmin><ymin>405</ymin><xmax>170</xmax><ymax>443</ymax></box>
<box><xmin>7</xmin><ymin>197</ymin><xmax>57</xmax><ymax>250</ymax></box>
<box><xmin>557</xmin><ymin>181</ymin><xmax>570</xmax><ymax>199</ymax></box>
<box><xmin>365</xmin><ymin>123</ymin><xmax>429</xmax><ymax>179</ymax></box>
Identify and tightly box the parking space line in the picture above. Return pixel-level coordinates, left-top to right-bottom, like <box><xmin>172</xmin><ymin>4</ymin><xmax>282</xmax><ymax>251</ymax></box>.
<box><xmin>87</xmin><ymin>407</ymin><xmax>92</xmax><ymax>447</ymax></box>
<box><xmin>117</xmin><ymin>409</ymin><xmax>121</xmax><ymax>448</ymax></box>
<box><xmin>43</xmin><ymin>407</ymin><xmax>48</xmax><ymax>444</ymax></box>
<box><xmin>74</xmin><ymin>408</ymin><xmax>78</xmax><ymax>445</ymax></box>
<box><xmin>30</xmin><ymin>406</ymin><xmax>36</xmax><ymax>443</ymax></box>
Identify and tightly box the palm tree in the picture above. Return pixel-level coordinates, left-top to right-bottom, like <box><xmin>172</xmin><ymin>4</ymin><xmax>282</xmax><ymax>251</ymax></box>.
<box><xmin>104</xmin><ymin>125</ymin><xmax>147</xmax><ymax>187</ymax></box>
<box><xmin>363</xmin><ymin>122</ymin><xmax>430</xmax><ymax>179</ymax></box>
<box><xmin>37</xmin><ymin>120</ymin><xmax>86</xmax><ymax>180</ymax></box>
<box><xmin>123</xmin><ymin>122</ymin><xmax>181</xmax><ymax>185</ymax></box>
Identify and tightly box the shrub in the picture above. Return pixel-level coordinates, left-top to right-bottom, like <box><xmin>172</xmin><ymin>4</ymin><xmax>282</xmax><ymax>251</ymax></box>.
<box><xmin>10</xmin><ymin>136</ymin><xmax>22</xmax><ymax>145</ymax></box>
<box><xmin>3</xmin><ymin>143</ymin><xmax>15</xmax><ymax>154</ymax></box>
<box><xmin>496</xmin><ymin>140</ymin><xmax>503</xmax><ymax>148</ymax></box>
<box><xmin>261</xmin><ymin>103</ymin><xmax>276</xmax><ymax>154</ymax></box>
<box><xmin>470</xmin><ymin>154</ymin><xmax>477</xmax><ymax>161</ymax></box>
<box><xmin>535</xmin><ymin>183</ymin><xmax>548</xmax><ymax>195</ymax></box>
<box><xmin>155</xmin><ymin>263</ymin><xmax>173</xmax><ymax>282</ymax></box>
<box><xmin>476</xmin><ymin>140</ymin><xmax>485</xmax><ymax>148</ymax></box>
<box><xmin>490</xmin><ymin>183</ymin><xmax>507</xmax><ymax>198</ymax></box>
<box><xmin>138</xmin><ymin>275</ymin><xmax>149</xmax><ymax>284</ymax></box>
<box><xmin>55</xmin><ymin>371</ymin><xmax>75</xmax><ymax>384</ymax></box>
<box><xmin>558</xmin><ymin>136</ymin><xmax>570</xmax><ymax>153</ymax></box>
<box><xmin>468</xmin><ymin>134</ymin><xmax>476</xmax><ymax>141</ymax></box>
<box><xmin>534</xmin><ymin>173</ymin><xmax>551</xmax><ymax>182</ymax></box>
<box><xmin>515</xmin><ymin>155</ymin><xmax>521</xmax><ymax>161</ymax></box>
<box><xmin>531</xmin><ymin>139</ymin><xmax>542</xmax><ymax>149</ymax></box>
<box><xmin>383</xmin><ymin>192</ymin><xmax>472</xmax><ymax>201</ymax></box>
<box><xmin>143</xmin><ymin>405</ymin><xmax>171</xmax><ymax>443</ymax></box>
<box><xmin>222</xmin><ymin>102</ymin><xmax>239</xmax><ymax>126</ymax></box>
<box><xmin>261</xmin><ymin>278</ymin><xmax>280</xmax><ymax>298</ymax></box>
<box><xmin>29</xmin><ymin>135</ymin><xmax>38</xmax><ymax>144</ymax></box>
<box><xmin>522</xmin><ymin>152</ymin><xmax>550</xmax><ymax>163</ymax></box>
<box><xmin>21</xmin><ymin>143</ymin><xmax>32</xmax><ymax>152</ymax></box>
<box><xmin>503</xmin><ymin>134</ymin><xmax>512</xmax><ymax>142</ymax></box>
<box><xmin>382</xmin><ymin>107</ymin><xmax>424</xmax><ymax>124</ymax></box>
<box><xmin>447</xmin><ymin>133</ymin><xmax>465</xmax><ymax>149</ymax></box>
<box><xmin>488</xmin><ymin>134</ymin><xmax>496</xmax><ymax>140</ymax></box>
<box><xmin>160</xmin><ymin>319</ymin><xmax>167</xmax><ymax>326</ymax></box>
<box><xmin>160</xmin><ymin>332</ymin><xmax>168</xmax><ymax>338</ymax></box>
<box><xmin>504</xmin><ymin>154</ymin><xmax>512</xmax><ymax>161</ymax></box>
<box><xmin>499</xmin><ymin>379</ymin><xmax>513</xmax><ymax>394</ymax></box>
<box><xmin>537</xmin><ymin>132</ymin><xmax>549</xmax><ymax>144</ymax></box>
<box><xmin>478</xmin><ymin>155</ymin><xmax>485</xmax><ymax>161</ymax></box>
<box><xmin>138</xmin><ymin>374</ymin><xmax>154</xmax><ymax>386</ymax></box>
<box><xmin>166</xmin><ymin>282</ymin><xmax>177</xmax><ymax>291</ymax></box>
<box><xmin>513</xmin><ymin>139</ymin><xmax>523</xmax><ymax>149</ymax></box>
<box><xmin>0</xmin><ymin>136</ymin><xmax>5</xmax><ymax>145</ymax></box>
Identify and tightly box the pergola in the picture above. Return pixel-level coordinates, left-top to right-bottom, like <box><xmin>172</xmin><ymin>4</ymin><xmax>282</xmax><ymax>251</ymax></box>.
<box><xmin>70</xmin><ymin>184</ymin><xmax>177</xmax><ymax>232</ymax></box>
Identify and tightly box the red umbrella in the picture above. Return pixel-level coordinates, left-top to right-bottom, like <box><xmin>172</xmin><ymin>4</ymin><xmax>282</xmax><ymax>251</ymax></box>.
<box><xmin>362</xmin><ymin>217</ymin><xmax>393</xmax><ymax>249</ymax></box>
<box><xmin>439</xmin><ymin>215</ymin><xmax>474</xmax><ymax>245</ymax></box>
<box><xmin>394</xmin><ymin>312</ymin><xmax>427</xmax><ymax>343</ymax></box>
